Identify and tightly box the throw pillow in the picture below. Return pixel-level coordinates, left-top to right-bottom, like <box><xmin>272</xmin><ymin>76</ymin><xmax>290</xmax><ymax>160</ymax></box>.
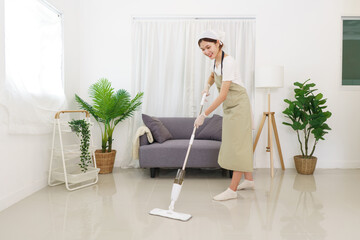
<box><xmin>142</xmin><ymin>114</ymin><xmax>173</xmax><ymax>143</ymax></box>
<box><xmin>196</xmin><ymin>114</ymin><xmax>222</xmax><ymax>141</ymax></box>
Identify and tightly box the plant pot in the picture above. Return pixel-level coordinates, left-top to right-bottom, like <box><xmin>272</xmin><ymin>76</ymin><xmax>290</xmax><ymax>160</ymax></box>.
<box><xmin>294</xmin><ymin>155</ymin><xmax>317</xmax><ymax>175</ymax></box>
<box><xmin>94</xmin><ymin>150</ymin><xmax>116</xmax><ymax>174</ymax></box>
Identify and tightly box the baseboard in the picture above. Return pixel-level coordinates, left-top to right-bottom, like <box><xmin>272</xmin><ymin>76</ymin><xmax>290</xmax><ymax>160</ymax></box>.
<box><xmin>0</xmin><ymin>178</ymin><xmax>47</xmax><ymax>212</ymax></box>
<box><xmin>316</xmin><ymin>161</ymin><xmax>360</xmax><ymax>169</ymax></box>
<box><xmin>254</xmin><ymin>161</ymin><xmax>360</xmax><ymax>169</ymax></box>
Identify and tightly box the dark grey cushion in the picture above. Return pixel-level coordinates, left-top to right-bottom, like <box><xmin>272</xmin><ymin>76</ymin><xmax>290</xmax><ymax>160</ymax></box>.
<box><xmin>195</xmin><ymin>114</ymin><xmax>222</xmax><ymax>141</ymax></box>
<box><xmin>142</xmin><ymin>114</ymin><xmax>173</xmax><ymax>143</ymax></box>
<box><xmin>157</xmin><ymin>117</ymin><xmax>211</xmax><ymax>139</ymax></box>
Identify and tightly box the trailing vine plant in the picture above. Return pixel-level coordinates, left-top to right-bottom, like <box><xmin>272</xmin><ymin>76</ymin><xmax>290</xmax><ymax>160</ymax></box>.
<box><xmin>68</xmin><ymin>119</ymin><xmax>91</xmax><ymax>173</ymax></box>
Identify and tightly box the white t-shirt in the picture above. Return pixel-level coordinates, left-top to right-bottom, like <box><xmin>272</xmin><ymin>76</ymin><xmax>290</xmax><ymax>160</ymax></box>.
<box><xmin>212</xmin><ymin>56</ymin><xmax>244</xmax><ymax>87</ymax></box>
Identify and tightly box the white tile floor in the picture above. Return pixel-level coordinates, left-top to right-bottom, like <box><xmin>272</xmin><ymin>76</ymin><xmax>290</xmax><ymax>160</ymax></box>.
<box><xmin>1</xmin><ymin>168</ymin><xmax>360</xmax><ymax>240</ymax></box>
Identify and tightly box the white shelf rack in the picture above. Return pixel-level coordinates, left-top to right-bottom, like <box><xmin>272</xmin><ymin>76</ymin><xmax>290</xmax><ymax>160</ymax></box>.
<box><xmin>48</xmin><ymin>110</ymin><xmax>99</xmax><ymax>191</ymax></box>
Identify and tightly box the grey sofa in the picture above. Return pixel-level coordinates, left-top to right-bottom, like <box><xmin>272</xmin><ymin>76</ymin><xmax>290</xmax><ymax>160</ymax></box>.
<box><xmin>139</xmin><ymin>115</ymin><xmax>231</xmax><ymax>178</ymax></box>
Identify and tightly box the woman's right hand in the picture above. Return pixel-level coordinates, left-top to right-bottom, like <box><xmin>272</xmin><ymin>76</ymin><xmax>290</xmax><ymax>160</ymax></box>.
<box><xmin>201</xmin><ymin>84</ymin><xmax>211</xmax><ymax>98</ymax></box>
<box><xmin>201</xmin><ymin>89</ymin><xmax>210</xmax><ymax>97</ymax></box>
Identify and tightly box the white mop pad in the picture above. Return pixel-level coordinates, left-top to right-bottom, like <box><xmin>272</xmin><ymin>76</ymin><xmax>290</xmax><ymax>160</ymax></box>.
<box><xmin>149</xmin><ymin>208</ymin><xmax>192</xmax><ymax>221</ymax></box>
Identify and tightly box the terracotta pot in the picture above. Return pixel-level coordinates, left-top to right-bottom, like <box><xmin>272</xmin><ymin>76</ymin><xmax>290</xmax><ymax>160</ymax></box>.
<box><xmin>94</xmin><ymin>150</ymin><xmax>116</xmax><ymax>174</ymax></box>
<box><xmin>294</xmin><ymin>155</ymin><xmax>317</xmax><ymax>175</ymax></box>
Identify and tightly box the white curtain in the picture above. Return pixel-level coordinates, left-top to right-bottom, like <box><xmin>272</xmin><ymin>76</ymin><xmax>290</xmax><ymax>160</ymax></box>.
<box><xmin>122</xmin><ymin>18</ymin><xmax>256</xmax><ymax>168</ymax></box>
<box><xmin>0</xmin><ymin>0</ymin><xmax>65</xmax><ymax>134</ymax></box>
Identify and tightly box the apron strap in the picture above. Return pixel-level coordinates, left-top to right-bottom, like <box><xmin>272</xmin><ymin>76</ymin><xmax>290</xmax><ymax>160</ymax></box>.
<box><xmin>213</xmin><ymin>51</ymin><xmax>225</xmax><ymax>75</ymax></box>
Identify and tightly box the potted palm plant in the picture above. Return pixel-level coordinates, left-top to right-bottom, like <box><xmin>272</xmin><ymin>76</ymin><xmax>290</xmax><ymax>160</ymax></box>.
<box><xmin>282</xmin><ymin>79</ymin><xmax>332</xmax><ymax>175</ymax></box>
<box><xmin>75</xmin><ymin>78</ymin><xmax>143</xmax><ymax>173</ymax></box>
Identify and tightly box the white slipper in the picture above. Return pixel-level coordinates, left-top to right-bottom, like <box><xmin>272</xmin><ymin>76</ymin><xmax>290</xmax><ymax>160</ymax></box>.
<box><xmin>213</xmin><ymin>188</ymin><xmax>237</xmax><ymax>201</ymax></box>
<box><xmin>237</xmin><ymin>180</ymin><xmax>255</xmax><ymax>191</ymax></box>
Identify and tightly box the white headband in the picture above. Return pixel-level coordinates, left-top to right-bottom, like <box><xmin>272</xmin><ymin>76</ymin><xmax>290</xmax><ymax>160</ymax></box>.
<box><xmin>198</xmin><ymin>30</ymin><xmax>225</xmax><ymax>45</ymax></box>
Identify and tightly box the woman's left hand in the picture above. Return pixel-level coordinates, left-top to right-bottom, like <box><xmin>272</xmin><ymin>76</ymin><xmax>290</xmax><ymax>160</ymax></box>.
<box><xmin>194</xmin><ymin>112</ymin><xmax>207</xmax><ymax>128</ymax></box>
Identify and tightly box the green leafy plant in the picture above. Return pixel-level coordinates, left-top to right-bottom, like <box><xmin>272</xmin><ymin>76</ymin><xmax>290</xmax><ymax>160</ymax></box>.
<box><xmin>75</xmin><ymin>78</ymin><xmax>144</xmax><ymax>153</ymax></box>
<box><xmin>68</xmin><ymin>119</ymin><xmax>91</xmax><ymax>173</ymax></box>
<box><xmin>282</xmin><ymin>79</ymin><xmax>332</xmax><ymax>158</ymax></box>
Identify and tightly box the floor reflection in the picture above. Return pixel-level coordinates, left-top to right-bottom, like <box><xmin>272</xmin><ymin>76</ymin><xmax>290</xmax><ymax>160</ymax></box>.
<box><xmin>212</xmin><ymin>170</ymin><xmax>287</xmax><ymax>237</ymax></box>
<box><xmin>280</xmin><ymin>174</ymin><xmax>326</xmax><ymax>239</ymax></box>
<box><xmin>213</xmin><ymin>192</ymin><xmax>254</xmax><ymax>233</ymax></box>
<box><xmin>253</xmin><ymin>170</ymin><xmax>285</xmax><ymax>231</ymax></box>
<box><xmin>47</xmin><ymin>173</ymin><xmax>117</xmax><ymax>240</ymax></box>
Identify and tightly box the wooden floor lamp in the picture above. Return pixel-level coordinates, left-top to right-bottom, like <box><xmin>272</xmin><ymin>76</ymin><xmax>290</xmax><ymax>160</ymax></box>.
<box><xmin>254</xmin><ymin>66</ymin><xmax>285</xmax><ymax>177</ymax></box>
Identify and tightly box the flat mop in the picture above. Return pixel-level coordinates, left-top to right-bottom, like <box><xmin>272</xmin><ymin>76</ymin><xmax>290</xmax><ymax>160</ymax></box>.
<box><xmin>149</xmin><ymin>93</ymin><xmax>207</xmax><ymax>222</ymax></box>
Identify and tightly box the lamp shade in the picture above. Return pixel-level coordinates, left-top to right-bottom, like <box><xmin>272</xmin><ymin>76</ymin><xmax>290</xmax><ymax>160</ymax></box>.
<box><xmin>255</xmin><ymin>66</ymin><xmax>284</xmax><ymax>88</ymax></box>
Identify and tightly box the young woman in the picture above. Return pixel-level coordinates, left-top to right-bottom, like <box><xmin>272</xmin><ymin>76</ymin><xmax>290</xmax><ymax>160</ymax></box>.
<box><xmin>194</xmin><ymin>30</ymin><xmax>254</xmax><ymax>201</ymax></box>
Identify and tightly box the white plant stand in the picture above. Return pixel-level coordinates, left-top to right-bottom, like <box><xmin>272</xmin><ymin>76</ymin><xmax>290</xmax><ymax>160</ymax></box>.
<box><xmin>48</xmin><ymin>110</ymin><xmax>99</xmax><ymax>191</ymax></box>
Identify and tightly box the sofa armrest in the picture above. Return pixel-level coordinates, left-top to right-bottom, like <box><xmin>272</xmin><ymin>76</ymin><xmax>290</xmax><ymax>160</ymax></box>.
<box><xmin>140</xmin><ymin>134</ymin><xmax>150</xmax><ymax>146</ymax></box>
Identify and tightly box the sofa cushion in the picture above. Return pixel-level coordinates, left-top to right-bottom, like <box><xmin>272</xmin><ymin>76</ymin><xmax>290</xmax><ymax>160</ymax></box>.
<box><xmin>139</xmin><ymin>139</ymin><xmax>221</xmax><ymax>168</ymax></box>
<box><xmin>195</xmin><ymin>114</ymin><xmax>222</xmax><ymax>141</ymax></box>
<box><xmin>158</xmin><ymin>117</ymin><xmax>211</xmax><ymax>139</ymax></box>
<box><xmin>142</xmin><ymin>114</ymin><xmax>173</xmax><ymax>143</ymax></box>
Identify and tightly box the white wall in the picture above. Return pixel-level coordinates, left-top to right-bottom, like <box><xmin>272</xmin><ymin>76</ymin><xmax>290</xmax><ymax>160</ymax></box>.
<box><xmin>72</xmin><ymin>0</ymin><xmax>360</xmax><ymax>169</ymax></box>
<box><xmin>253</xmin><ymin>0</ymin><xmax>360</xmax><ymax>169</ymax></box>
<box><xmin>1</xmin><ymin>0</ymin><xmax>360</xmax><ymax>211</ymax></box>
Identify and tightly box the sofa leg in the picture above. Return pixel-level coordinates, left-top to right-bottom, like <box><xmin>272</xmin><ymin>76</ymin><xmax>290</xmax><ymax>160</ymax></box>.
<box><xmin>229</xmin><ymin>170</ymin><xmax>233</xmax><ymax>178</ymax></box>
<box><xmin>150</xmin><ymin>168</ymin><xmax>156</xmax><ymax>178</ymax></box>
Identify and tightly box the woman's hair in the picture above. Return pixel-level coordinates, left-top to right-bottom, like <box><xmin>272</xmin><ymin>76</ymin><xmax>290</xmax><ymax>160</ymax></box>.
<box><xmin>198</xmin><ymin>38</ymin><xmax>224</xmax><ymax>50</ymax></box>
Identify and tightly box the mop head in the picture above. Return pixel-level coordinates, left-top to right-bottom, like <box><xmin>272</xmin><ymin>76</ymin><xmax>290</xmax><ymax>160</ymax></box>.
<box><xmin>149</xmin><ymin>169</ymin><xmax>191</xmax><ymax>221</ymax></box>
<box><xmin>149</xmin><ymin>208</ymin><xmax>192</xmax><ymax>222</ymax></box>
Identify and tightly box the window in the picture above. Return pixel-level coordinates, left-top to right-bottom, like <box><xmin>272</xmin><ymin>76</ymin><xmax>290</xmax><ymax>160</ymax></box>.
<box><xmin>342</xmin><ymin>17</ymin><xmax>360</xmax><ymax>86</ymax></box>
<box><xmin>5</xmin><ymin>0</ymin><xmax>63</xmax><ymax>96</ymax></box>
<box><xmin>3</xmin><ymin>0</ymin><xmax>65</xmax><ymax>134</ymax></box>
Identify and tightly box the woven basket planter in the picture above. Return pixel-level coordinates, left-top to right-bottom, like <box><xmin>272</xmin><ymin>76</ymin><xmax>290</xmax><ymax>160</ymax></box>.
<box><xmin>94</xmin><ymin>150</ymin><xmax>116</xmax><ymax>174</ymax></box>
<box><xmin>294</xmin><ymin>155</ymin><xmax>317</xmax><ymax>175</ymax></box>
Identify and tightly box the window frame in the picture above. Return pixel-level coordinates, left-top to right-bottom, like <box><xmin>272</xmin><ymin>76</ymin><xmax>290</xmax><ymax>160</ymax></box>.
<box><xmin>341</xmin><ymin>16</ymin><xmax>360</xmax><ymax>88</ymax></box>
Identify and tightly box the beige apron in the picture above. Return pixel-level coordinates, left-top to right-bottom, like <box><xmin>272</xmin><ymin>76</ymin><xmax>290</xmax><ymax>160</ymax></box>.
<box><xmin>214</xmin><ymin>72</ymin><xmax>253</xmax><ymax>172</ymax></box>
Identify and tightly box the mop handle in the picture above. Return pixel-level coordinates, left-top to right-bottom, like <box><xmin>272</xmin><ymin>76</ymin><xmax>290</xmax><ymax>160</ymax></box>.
<box><xmin>181</xmin><ymin>93</ymin><xmax>207</xmax><ymax>170</ymax></box>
